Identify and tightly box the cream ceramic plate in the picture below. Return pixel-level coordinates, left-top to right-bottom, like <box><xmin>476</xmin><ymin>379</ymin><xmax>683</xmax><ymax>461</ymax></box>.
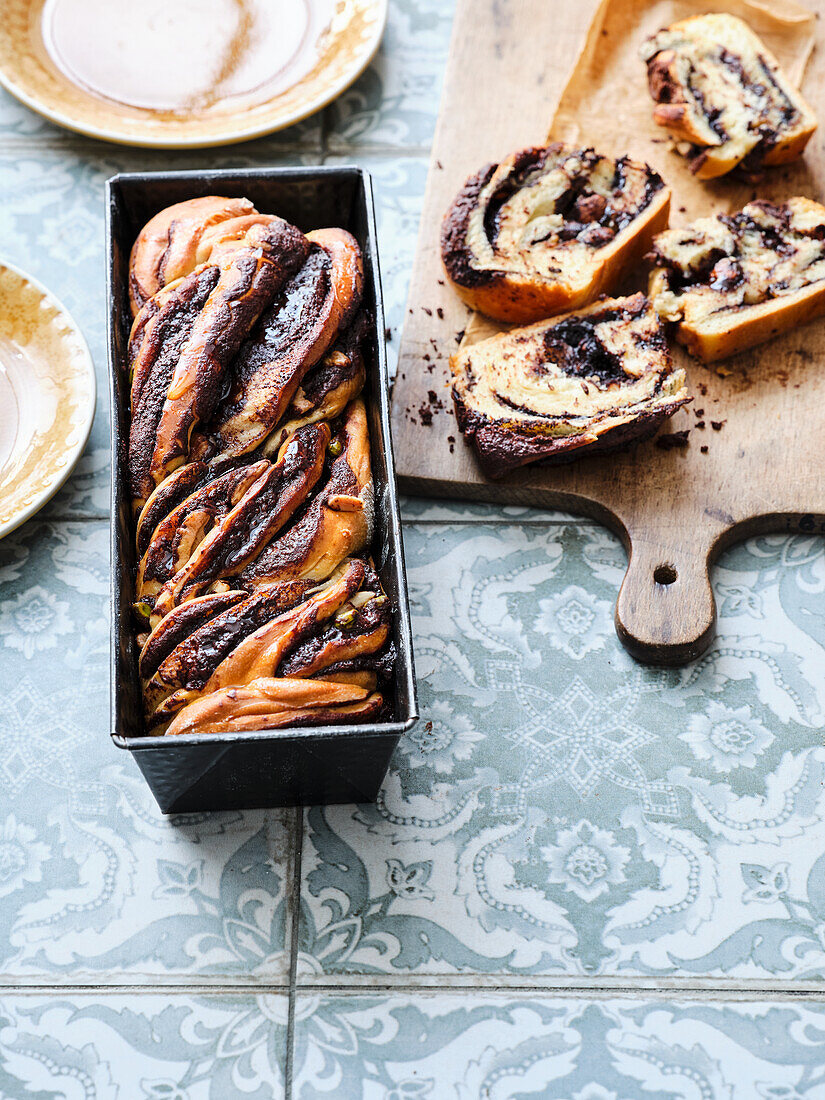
<box><xmin>0</xmin><ymin>0</ymin><xmax>387</xmax><ymax>148</ymax></box>
<box><xmin>0</xmin><ymin>260</ymin><xmax>95</xmax><ymax>540</ymax></box>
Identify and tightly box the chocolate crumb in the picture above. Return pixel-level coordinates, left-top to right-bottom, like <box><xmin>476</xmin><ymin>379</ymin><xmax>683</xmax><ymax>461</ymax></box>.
<box><xmin>700</xmin><ymin>445</ymin><xmax>708</xmax><ymax>453</ymax></box>
<box><xmin>456</xmin><ymin>329</ymin><xmax>465</xmax><ymax>344</ymax></box>
<box><xmin>656</xmin><ymin>430</ymin><xmax>690</xmax><ymax>450</ymax></box>
<box><xmin>385</xmin><ymin>326</ymin><xmax>393</xmax><ymax>341</ymax></box>
<box><xmin>437</xmin><ymin>307</ymin><xmax>444</xmax><ymax>320</ymax></box>
<box><xmin>711</xmin><ymin>420</ymin><xmax>726</xmax><ymax>431</ymax></box>
<box><xmin>423</xmin><ymin>307</ymin><xmax>433</xmax><ymax>317</ymax></box>
<box><xmin>696</xmin><ymin>421</ymin><xmax>705</xmax><ymax>429</ymax></box>
<box><xmin>698</xmin><ymin>383</ymin><xmax>708</xmax><ymax>396</ymax></box>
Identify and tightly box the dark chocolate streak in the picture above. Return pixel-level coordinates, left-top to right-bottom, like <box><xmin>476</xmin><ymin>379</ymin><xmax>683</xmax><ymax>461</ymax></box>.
<box><xmin>241</xmin><ymin>449</ymin><xmax>359</xmax><ymax>586</ymax></box>
<box><xmin>443</xmin><ymin>145</ymin><xmax>663</xmax><ymax>284</ymax></box>
<box><xmin>687</xmin><ymin>71</ymin><xmax>726</xmax><ymax>140</ymax></box>
<box><xmin>157</xmin><ymin>583</ymin><xmax>315</xmax><ymax>691</ymax></box>
<box><xmin>659</xmin><ymin>202</ymin><xmax>825</xmax><ymax>296</ymax></box>
<box><xmin>441</xmin><ymin>162</ymin><xmax>499</xmax><ymax>289</ymax></box>
<box><xmin>139</xmin><ymin>591</ymin><xmax>244</xmax><ymax>681</ymax></box>
<box><xmin>482</xmin><ymin>146</ymin><xmax>557</xmax><ymax>243</ymax></box>
<box><xmin>278</xmin><ymin>566</ymin><xmax>389</xmax><ymax>677</ymax></box>
<box><xmin>136</xmin><ymin>461</ymin><xmax>209</xmax><ymax>557</ymax></box>
<box><xmin>141</xmin><ymin>464</ymin><xmax>266</xmax><ymax>586</ymax></box>
<box><xmin>218</xmin><ymin>246</ymin><xmax>331</xmax><ymax>419</ymax></box>
<box><xmin>158</xmin><ymin>221</ymin><xmax>312</xmax><ymax>473</ymax></box>
<box><xmin>453</xmin><ymin>386</ymin><xmax>687</xmax><ymax>479</ymax></box>
<box><xmin>321</xmin><ymin>643</ymin><xmax>397</xmax><ymax>680</ymax></box>
<box><xmin>539</xmin><ymin>299</ymin><xmax>652</xmax><ymax>386</ymax></box>
<box><xmin>174</xmin><ymin>424</ymin><xmax>329</xmax><ymax>603</ymax></box>
<box><xmin>300</xmin><ymin>312</ymin><xmax>370</xmax><ymax>407</ymax></box>
<box><xmin>129</xmin><ymin>266</ymin><xmax>220</xmax><ymax>500</ymax></box>
<box><xmin>719</xmin><ymin>49</ymin><xmax>798</xmax><ymax>128</ymax></box>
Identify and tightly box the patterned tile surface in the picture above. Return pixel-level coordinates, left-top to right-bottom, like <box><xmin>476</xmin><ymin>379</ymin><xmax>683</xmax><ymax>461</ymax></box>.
<box><xmin>0</xmin><ymin>0</ymin><xmax>824</xmax><ymax>1092</ymax></box>
<box><xmin>0</xmin><ymin>522</ymin><xmax>295</xmax><ymax>985</ymax></box>
<box><xmin>292</xmin><ymin>992</ymin><xmax>825</xmax><ymax>1099</ymax></box>
<box><xmin>0</xmin><ymin>993</ymin><xmax>288</xmax><ymax>1098</ymax></box>
<box><xmin>299</xmin><ymin>524</ymin><xmax>825</xmax><ymax>980</ymax></box>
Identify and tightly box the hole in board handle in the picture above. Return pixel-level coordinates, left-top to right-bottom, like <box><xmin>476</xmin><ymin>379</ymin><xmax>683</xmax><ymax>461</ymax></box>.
<box><xmin>653</xmin><ymin>564</ymin><xmax>678</xmax><ymax>586</ymax></box>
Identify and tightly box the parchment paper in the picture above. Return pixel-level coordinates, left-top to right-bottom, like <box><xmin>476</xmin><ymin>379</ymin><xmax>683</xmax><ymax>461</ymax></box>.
<box><xmin>550</xmin><ymin>0</ymin><xmax>816</xmax><ymax>221</ymax></box>
<box><xmin>463</xmin><ymin>0</ymin><xmax>817</xmax><ymax>347</ymax></box>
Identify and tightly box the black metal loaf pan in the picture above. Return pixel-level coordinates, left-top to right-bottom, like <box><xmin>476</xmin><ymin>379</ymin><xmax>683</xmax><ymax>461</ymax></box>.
<box><xmin>106</xmin><ymin>167</ymin><xmax>417</xmax><ymax>813</ymax></box>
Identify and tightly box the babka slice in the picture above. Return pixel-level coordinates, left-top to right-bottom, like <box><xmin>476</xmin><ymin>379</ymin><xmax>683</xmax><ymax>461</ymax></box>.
<box><xmin>649</xmin><ymin>198</ymin><xmax>825</xmax><ymax>361</ymax></box>
<box><xmin>641</xmin><ymin>13</ymin><xmax>817</xmax><ymax>179</ymax></box>
<box><xmin>441</xmin><ymin>144</ymin><xmax>670</xmax><ymax>323</ymax></box>
<box><xmin>451</xmin><ymin>293</ymin><xmax>690</xmax><ymax>477</ymax></box>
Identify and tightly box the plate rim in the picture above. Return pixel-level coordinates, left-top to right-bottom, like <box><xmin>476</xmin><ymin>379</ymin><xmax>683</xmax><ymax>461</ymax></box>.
<box><xmin>0</xmin><ymin>255</ymin><xmax>96</xmax><ymax>540</ymax></box>
<box><xmin>0</xmin><ymin>0</ymin><xmax>388</xmax><ymax>149</ymax></box>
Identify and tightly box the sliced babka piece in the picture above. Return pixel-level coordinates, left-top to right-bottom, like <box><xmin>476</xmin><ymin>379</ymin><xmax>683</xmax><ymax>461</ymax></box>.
<box><xmin>441</xmin><ymin>143</ymin><xmax>670</xmax><ymax>323</ymax></box>
<box><xmin>451</xmin><ymin>293</ymin><xmax>690</xmax><ymax>476</ymax></box>
<box><xmin>649</xmin><ymin>198</ymin><xmax>825</xmax><ymax>361</ymax></box>
<box><xmin>641</xmin><ymin>13</ymin><xmax>817</xmax><ymax>179</ymax></box>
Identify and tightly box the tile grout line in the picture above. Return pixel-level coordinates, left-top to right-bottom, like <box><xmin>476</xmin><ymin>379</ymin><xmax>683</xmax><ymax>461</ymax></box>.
<box><xmin>0</xmin><ymin>980</ymin><xmax>823</xmax><ymax>1001</ymax></box>
<box><xmin>284</xmin><ymin>808</ymin><xmax>305</xmax><ymax>1100</ymax></box>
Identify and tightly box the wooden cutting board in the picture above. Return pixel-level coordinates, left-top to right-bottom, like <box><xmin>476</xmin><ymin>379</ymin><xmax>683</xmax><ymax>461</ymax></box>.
<box><xmin>391</xmin><ymin>0</ymin><xmax>825</xmax><ymax>666</ymax></box>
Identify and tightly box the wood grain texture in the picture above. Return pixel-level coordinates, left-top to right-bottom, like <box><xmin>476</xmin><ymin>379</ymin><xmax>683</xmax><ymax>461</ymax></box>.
<box><xmin>391</xmin><ymin>0</ymin><xmax>825</xmax><ymax>666</ymax></box>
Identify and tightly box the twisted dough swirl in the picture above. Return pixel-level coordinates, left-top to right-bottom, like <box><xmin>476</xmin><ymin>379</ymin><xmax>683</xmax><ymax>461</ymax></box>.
<box><xmin>127</xmin><ymin>197</ymin><xmax>392</xmax><ymax>736</ymax></box>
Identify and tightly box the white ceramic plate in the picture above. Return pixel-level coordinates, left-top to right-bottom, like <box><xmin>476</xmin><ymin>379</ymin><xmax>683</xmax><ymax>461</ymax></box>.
<box><xmin>0</xmin><ymin>0</ymin><xmax>387</xmax><ymax>148</ymax></box>
<box><xmin>0</xmin><ymin>259</ymin><xmax>96</xmax><ymax>540</ymax></box>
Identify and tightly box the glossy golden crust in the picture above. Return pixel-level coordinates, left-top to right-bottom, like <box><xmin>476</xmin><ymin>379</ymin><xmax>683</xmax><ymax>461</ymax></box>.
<box><xmin>450</xmin><ymin>294</ymin><xmax>691</xmax><ymax>476</ymax></box>
<box><xmin>127</xmin><ymin>197</ymin><xmax>393</xmax><ymax>737</ymax></box>
<box><xmin>441</xmin><ymin>144</ymin><xmax>670</xmax><ymax>323</ymax></box>
<box><xmin>649</xmin><ymin>197</ymin><xmax>825</xmax><ymax>361</ymax></box>
<box><xmin>129</xmin><ymin>196</ymin><xmax>257</xmax><ymax>317</ymax></box>
<box><xmin>641</xmin><ymin>14</ymin><xmax>817</xmax><ymax>179</ymax></box>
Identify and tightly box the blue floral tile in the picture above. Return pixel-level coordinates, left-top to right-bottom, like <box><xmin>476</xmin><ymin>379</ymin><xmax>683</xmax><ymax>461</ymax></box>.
<box><xmin>325</xmin><ymin>0</ymin><xmax>453</xmax><ymax>151</ymax></box>
<box><xmin>39</xmin><ymin>448</ymin><xmax>111</xmax><ymax>520</ymax></box>
<box><xmin>0</xmin><ymin>992</ymin><xmax>288</xmax><ymax>1098</ymax></box>
<box><xmin>399</xmin><ymin>496</ymin><xmax>584</xmax><ymax>523</ymax></box>
<box><xmin>0</xmin><ymin>88</ymin><xmax>69</xmax><ymax>141</ymax></box>
<box><xmin>0</xmin><ymin>520</ymin><xmax>296</xmax><ymax>983</ymax></box>
<box><xmin>292</xmin><ymin>992</ymin><xmax>825</xmax><ymax>1098</ymax></box>
<box><xmin>299</xmin><ymin>522</ymin><xmax>825</xmax><ymax>979</ymax></box>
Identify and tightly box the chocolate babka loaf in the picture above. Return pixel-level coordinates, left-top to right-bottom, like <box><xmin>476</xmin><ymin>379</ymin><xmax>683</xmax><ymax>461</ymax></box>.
<box><xmin>450</xmin><ymin>293</ymin><xmax>690</xmax><ymax>476</ymax></box>
<box><xmin>649</xmin><ymin>198</ymin><xmax>825</xmax><ymax>361</ymax></box>
<box><xmin>441</xmin><ymin>144</ymin><xmax>670</xmax><ymax>323</ymax></box>
<box><xmin>641</xmin><ymin>14</ymin><xmax>817</xmax><ymax>179</ymax></box>
<box><xmin>126</xmin><ymin>197</ymin><xmax>394</xmax><ymax>736</ymax></box>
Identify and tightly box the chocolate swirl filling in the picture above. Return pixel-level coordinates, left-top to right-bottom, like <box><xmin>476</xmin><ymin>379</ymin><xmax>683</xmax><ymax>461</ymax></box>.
<box><xmin>126</xmin><ymin>197</ymin><xmax>394</xmax><ymax>736</ymax></box>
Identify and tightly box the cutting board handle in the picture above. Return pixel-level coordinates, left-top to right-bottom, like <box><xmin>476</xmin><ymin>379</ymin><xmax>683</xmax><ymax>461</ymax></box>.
<box><xmin>615</xmin><ymin>530</ymin><xmax>717</xmax><ymax>666</ymax></box>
